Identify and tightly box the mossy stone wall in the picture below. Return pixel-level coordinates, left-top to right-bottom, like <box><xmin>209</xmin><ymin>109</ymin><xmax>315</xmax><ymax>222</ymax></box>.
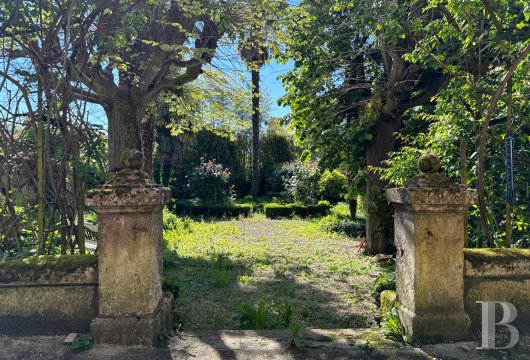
<box><xmin>464</xmin><ymin>249</ymin><xmax>530</xmax><ymax>330</ymax></box>
<box><xmin>0</xmin><ymin>255</ymin><xmax>98</xmax><ymax>335</ymax></box>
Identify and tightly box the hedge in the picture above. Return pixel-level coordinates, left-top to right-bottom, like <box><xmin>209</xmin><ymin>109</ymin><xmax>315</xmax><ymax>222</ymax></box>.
<box><xmin>171</xmin><ymin>200</ymin><xmax>252</xmax><ymax>218</ymax></box>
<box><xmin>264</xmin><ymin>201</ymin><xmax>330</xmax><ymax>219</ymax></box>
<box><xmin>320</xmin><ymin>217</ymin><xmax>366</xmax><ymax>238</ymax></box>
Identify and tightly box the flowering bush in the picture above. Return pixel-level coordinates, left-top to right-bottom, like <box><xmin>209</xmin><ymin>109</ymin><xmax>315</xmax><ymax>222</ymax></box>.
<box><xmin>189</xmin><ymin>158</ymin><xmax>232</xmax><ymax>204</ymax></box>
<box><xmin>281</xmin><ymin>161</ymin><xmax>320</xmax><ymax>205</ymax></box>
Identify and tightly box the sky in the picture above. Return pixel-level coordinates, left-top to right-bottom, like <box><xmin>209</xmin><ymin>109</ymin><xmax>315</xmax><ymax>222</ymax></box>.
<box><xmin>261</xmin><ymin>59</ymin><xmax>293</xmax><ymax>118</ymax></box>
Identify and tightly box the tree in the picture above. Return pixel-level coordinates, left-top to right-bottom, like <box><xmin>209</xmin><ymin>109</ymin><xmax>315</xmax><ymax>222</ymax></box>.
<box><xmin>278</xmin><ymin>0</ymin><xmax>449</xmax><ymax>254</ymax></box>
<box><xmin>239</xmin><ymin>34</ymin><xmax>269</xmax><ymax>197</ymax></box>
<box><xmin>237</xmin><ymin>0</ymin><xmax>285</xmax><ymax>197</ymax></box>
<box><xmin>0</xmin><ymin>0</ymin><xmax>248</xmax><ymax>171</ymax></box>
<box><xmin>379</xmin><ymin>0</ymin><xmax>530</xmax><ymax>247</ymax></box>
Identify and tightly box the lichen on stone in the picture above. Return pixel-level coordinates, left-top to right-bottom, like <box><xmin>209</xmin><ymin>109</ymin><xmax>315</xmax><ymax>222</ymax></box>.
<box><xmin>0</xmin><ymin>254</ymin><xmax>97</xmax><ymax>284</ymax></box>
<box><xmin>464</xmin><ymin>248</ymin><xmax>530</xmax><ymax>269</ymax></box>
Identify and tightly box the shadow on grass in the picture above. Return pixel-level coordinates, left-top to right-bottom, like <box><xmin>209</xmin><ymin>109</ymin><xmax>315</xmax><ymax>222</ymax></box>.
<box><xmin>164</xmin><ymin>249</ymin><xmax>377</xmax><ymax>332</ymax></box>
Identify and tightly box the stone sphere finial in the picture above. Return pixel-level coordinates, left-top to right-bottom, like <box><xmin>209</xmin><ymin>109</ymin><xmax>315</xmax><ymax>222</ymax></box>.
<box><xmin>121</xmin><ymin>149</ymin><xmax>143</xmax><ymax>170</ymax></box>
<box><xmin>418</xmin><ymin>153</ymin><xmax>441</xmax><ymax>174</ymax></box>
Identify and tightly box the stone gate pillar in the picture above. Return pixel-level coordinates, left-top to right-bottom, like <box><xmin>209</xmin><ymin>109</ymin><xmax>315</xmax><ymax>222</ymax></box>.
<box><xmin>386</xmin><ymin>154</ymin><xmax>477</xmax><ymax>343</ymax></box>
<box><xmin>86</xmin><ymin>149</ymin><xmax>172</xmax><ymax>345</ymax></box>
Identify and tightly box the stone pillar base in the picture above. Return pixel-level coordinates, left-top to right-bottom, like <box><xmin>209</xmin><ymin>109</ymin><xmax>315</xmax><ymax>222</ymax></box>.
<box><xmin>398</xmin><ymin>306</ymin><xmax>471</xmax><ymax>343</ymax></box>
<box><xmin>91</xmin><ymin>294</ymin><xmax>173</xmax><ymax>346</ymax></box>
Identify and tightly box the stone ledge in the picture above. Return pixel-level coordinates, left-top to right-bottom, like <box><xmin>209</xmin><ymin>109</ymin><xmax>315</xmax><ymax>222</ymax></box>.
<box><xmin>0</xmin><ymin>255</ymin><xmax>97</xmax><ymax>285</ymax></box>
<box><xmin>464</xmin><ymin>249</ymin><xmax>530</xmax><ymax>278</ymax></box>
<box><xmin>386</xmin><ymin>187</ymin><xmax>477</xmax><ymax>207</ymax></box>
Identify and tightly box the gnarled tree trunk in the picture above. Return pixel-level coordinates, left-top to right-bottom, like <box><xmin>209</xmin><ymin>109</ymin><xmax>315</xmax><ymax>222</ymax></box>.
<box><xmin>105</xmin><ymin>93</ymin><xmax>147</xmax><ymax>171</ymax></box>
<box><xmin>364</xmin><ymin>116</ymin><xmax>401</xmax><ymax>255</ymax></box>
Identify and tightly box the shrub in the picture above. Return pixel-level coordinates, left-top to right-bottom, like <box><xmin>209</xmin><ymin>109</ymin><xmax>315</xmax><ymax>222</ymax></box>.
<box><xmin>171</xmin><ymin>200</ymin><xmax>252</xmax><ymax>218</ymax></box>
<box><xmin>163</xmin><ymin>210</ymin><xmax>180</xmax><ymax>231</ymax></box>
<box><xmin>189</xmin><ymin>158</ymin><xmax>232</xmax><ymax>204</ymax></box>
<box><xmin>320</xmin><ymin>215</ymin><xmax>366</xmax><ymax>237</ymax></box>
<box><xmin>281</xmin><ymin>161</ymin><xmax>320</xmax><ymax>204</ymax></box>
<box><xmin>264</xmin><ymin>201</ymin><xmax>330</xmax><ymax>219</ymax></box>
<box><xmin>318</xmin><ymin>169</ymin><xmax>347</xmax><ymax>203</ymax></box>
<box><xmin>263</xmin><ymin>163</ymin><xmax>289</xmax><ymax>195</ymax></box>
<box><xmin>373</xmin><ymin>264</ymin><xmax>396</xmax><ymax>305</ymax></box>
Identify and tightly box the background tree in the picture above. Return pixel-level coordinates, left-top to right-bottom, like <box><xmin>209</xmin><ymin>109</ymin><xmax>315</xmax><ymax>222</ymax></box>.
<box><xmin>376</xmin><ymin>0</ymin><xmax>530</xmax><ymax>248</ymax></box>
<box><xmin>278</xmin><ymin>0</ymin><xmax>449</xmax><ymax>254</ymax></box>
<box><xmin>239</xmin><ymin>33</ymin><xmax>269</xmax><ymax>197</ymax></box>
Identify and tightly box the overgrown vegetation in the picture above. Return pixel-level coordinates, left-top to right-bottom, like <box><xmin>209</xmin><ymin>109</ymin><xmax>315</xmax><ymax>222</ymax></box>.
<box><xmin>161</xmin><ymin>213</ymin><xmax>379</xmax><ymax>330</ymax></box>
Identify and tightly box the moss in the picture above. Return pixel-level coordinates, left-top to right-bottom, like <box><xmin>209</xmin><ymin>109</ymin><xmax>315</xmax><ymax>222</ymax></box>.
<box><xmin>464</xmin><ymin>248</ymin><xmax>530</xmax><ymax>270</ymax></box>
<box><xmin>357</xmin><ymin>329</ymin><xmax>400</xmax><ymax>348</ymax></box>
<box><xmin>0</xmin><ymin>255</ymin><xmax>97</xmax><ymax>283</ymax></box>
<box><xmin>380</xmin><ymin>290</ymin><xmax>398</xmax><ymax>317</ymax></box>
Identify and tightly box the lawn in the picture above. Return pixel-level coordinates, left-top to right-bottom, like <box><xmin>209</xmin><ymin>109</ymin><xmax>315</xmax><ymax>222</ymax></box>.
<box><xmin>163</xmin><ymin>210</ymin><xmax>381</xmax><ymax>331</ymax></box>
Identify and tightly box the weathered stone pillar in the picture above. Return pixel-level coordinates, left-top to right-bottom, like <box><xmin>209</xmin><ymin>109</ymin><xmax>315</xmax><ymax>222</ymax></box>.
<box><xmin>86</xmin><ymin>149</ymin><xmax>172</xmax><ymax>346</ymax></box>
<box><xmin>386</xmin><ymin>154</ymin><xmax>477</xmax><ymax>343</ymax></box>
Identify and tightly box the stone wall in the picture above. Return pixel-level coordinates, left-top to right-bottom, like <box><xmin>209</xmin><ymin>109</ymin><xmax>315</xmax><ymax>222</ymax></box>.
<box><xmin>463</xmin><ymin>248</ymin><xmax>530</xmax><ymax>330</ymax></box>
<box><xmin>0</xmin><ymin>255</ymin><xmax>98</xmax><ymax>335</ymax></box>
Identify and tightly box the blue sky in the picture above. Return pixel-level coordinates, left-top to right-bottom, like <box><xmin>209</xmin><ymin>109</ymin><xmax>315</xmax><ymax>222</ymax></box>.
<box><xmin>261</xmin><ymin>59</ymin><xmax>293</xmax><ymax>118</ymax></box>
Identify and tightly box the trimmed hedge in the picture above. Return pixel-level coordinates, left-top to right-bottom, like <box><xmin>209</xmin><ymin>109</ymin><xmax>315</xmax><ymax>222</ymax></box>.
<box><xmin>171</xmin><ymin>200</ymin><xmax>252</xmax><ymax>218</ymax></box>
<box><xmin>321</xmin><ymin>218</ymin><xmax>366</xmax><ymax>238</ymax></box>
<box><xmin>264</xmin><ymin>201</ymin><xmax>330</xmax><ymax>219</ymax></box>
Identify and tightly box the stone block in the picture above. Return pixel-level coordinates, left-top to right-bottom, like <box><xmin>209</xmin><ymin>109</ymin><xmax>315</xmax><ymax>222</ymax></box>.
<box><xmin>91</xmin><ymin>293</ymin><xmax>173</xmax><ymax>346</ymax></box>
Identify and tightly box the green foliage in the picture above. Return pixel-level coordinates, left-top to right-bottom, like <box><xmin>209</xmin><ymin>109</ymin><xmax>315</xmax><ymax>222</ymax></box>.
<box><xmin>373</xmin><ymin>264</ymin><xmax>396</xmax><ymax>305</ymax></box>
<box><xmin>171</xmin><ymin>200</ymin><xmax>252</xmax><ymax>218</ymax></box>
<box><xmin>264</xmin><ymin>201</ymin><xmax>330</xmax><ymax>219</ymax></box>
<box><xmin>263</xmin><ymin>163</ymin><xmax>290</xmax><ymax>196</ymax></box>
<box><xmin>162</xmin><ymin>250</ymin><xmax>180</xmax><ymax>297</ymax></box>
<box><xmin>289</xmin><ymin>321</ymin><xmax>307</xmax><ymax>348</ymax></box>
<box><xmin>281</xmin><ymin>161</ymin><xmax>321</xmax><ymax>205</ymax></box>
<box><xmin>318</xmin><ymin>170</ymin><xmax>348</xmax><ymax>203</ymax></box>
<box><xmin>320</xmin><ymin>215</ymin><xmax>365</xmax><ymax>238</ymax></box>
<box><xmin>260</xmin><ymin>125</ymin><xmax>297</xmax><ymax>195</ymax></box>
<box><xmin>189</xmin><ymin>158</ymin><xmax>233</xmax><ymax>204</ymax></box>
<box><xmin>72</xmin><ymin>334</ymin><xmax>93</xmax><ymax>353</ymax></box>
<box><xmin>163</xmin><ymin>211</ymin><xmax>180</xmax><ymax>231</ymax></box>
<box><xmin>237</xmin><ymin>300</ymin><xmax>293</xmax><ymax>330</ymax></box>
<box><xmin>380</xmin><ymin>308</ymin><xmax>406</xmax><ymax>342</ymax></box>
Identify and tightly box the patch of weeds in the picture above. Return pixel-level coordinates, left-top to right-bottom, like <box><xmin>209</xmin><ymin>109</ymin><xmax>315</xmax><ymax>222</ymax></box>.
<box><xmin>72</xmin><ymin>334</ymin><xmax>93</xmax><ymax>352</ymax></box>
<box><xmin>299</xmin><ymin>307</ymin><xmax>311</xmax><ymax>319</ymax></box>
<box><xmin>373</xmin><ymin>263</ymin><xmax>396</xmax><ymax>304</ymax></box>
<box><xmin>162</xmin><ymin>251</ymin><xmax>180</xmax><ymax>296</ymax></box>
<box><xmin>162</xmin><ymin>273</ymin><xmax>180</xmax><ymax>297</ymax></box>
<box><xmin>212</xmin><ymin>252</ymin><xmax>233</xmax><ymax>270</ymax></box>
<box><xmin>380</xmin><ymin>307</ymin><xmax>407</xmax><ymax>342</ymax></box>
<box><xmin>239</xmin><ymin>275</ymin><xmax>252</xmax><ymax>285</ymax></box>
<box><xmin>209</xmin><ymin>252</ymin><xmax>234</xmax><ymax>287</ymax></box>
<box><xmin>210</xmin><ymin>268</ymin><xmax>231</xmax><ymax>287</ymax></box>
<box><xmin>273</xmin><ymin>264</ymin><xmax>289</xmax><ymax>278</ymax></box>
<box><xmin>237</xmin><ymin>300</ymin><xmax>293</xmax><ymax>330</ymax></box>
<box><xmin>289</xmin><ymin>321</ymin><xmax>307</xmax><ymax>347</ymax></box>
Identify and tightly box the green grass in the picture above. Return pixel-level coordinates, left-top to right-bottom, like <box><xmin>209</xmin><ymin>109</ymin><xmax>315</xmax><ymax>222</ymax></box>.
<box><xmin>163</xmin><ymin>212</ymin><xmax>380</xmax><ymax>331</ymax></box>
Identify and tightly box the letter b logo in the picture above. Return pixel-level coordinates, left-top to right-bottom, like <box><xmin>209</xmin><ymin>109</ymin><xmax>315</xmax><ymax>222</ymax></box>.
<box><xmin>477</xmin><ymin>301</ymin><xmax>519</xmax><ymax>349</ymax></box>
